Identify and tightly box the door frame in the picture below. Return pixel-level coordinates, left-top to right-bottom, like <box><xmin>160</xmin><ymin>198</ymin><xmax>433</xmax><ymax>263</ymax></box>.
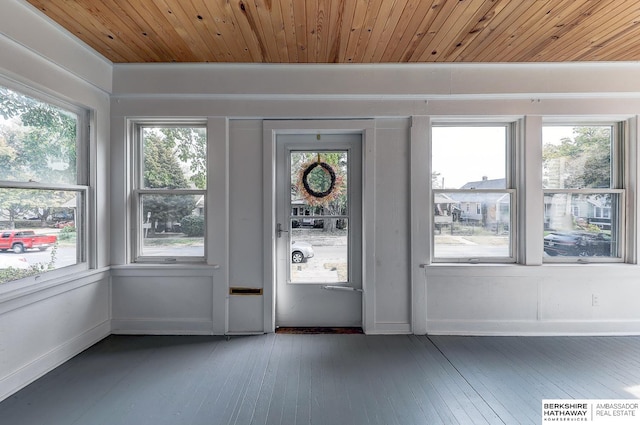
<box><xmin>263</xmin><ymin>120</ymin><xmax>376</xmax><ymax>333</ymax></box>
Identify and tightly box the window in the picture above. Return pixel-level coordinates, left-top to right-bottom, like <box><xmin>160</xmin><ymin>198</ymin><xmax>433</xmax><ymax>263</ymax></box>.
<box><xmin>542</xmin><ymin>124</ymin><xmax>623</xmax><ymax>261</ymax></box>
<box><xmin>431</xmin><ymin>125</ymin><xmax>515</xmax><ymax>262</ymax></box>
<box><xmin>133</xmin><ymin>124</ymin><xmax>207</xmax><ymax>262</ymax></box>
<box><xmin>0</xmin><ymin>84</ymin><xmax>88</xmax><ymax>284</ymax></box>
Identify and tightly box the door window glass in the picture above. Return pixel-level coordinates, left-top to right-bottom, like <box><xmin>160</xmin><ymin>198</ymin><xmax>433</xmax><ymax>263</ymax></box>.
<box><xmin>289</xmin><ymin>151</ymin><xmax>348</xmax><ymax>283</ymax></box>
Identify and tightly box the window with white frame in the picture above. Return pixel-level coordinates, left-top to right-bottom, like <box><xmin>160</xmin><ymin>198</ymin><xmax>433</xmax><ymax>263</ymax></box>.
<box><xmin>431</xmin><ymin>124</ymin><xmax>515</xmax><ymax>262</ymax></box>
<box><xmin>133</xmin><ymin>124</ymin><xmax>207</xmax><ymax>262</ymax></box>
<box><xmin>542</xmin><ymin>124</ymin><xmax>623</xmax><ymax>260</ymax></box>
<box><xmin>0</xmin><ymin>83</ymin><xmax>88</xmax><ymax>284</ymax></box>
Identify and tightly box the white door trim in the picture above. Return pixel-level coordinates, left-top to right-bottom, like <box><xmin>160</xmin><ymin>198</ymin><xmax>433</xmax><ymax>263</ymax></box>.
<box><xmin>410</xmin><ymin>116</ymin><xmax>430</xmax><ymax>335</ymax></box>
<box><xmin>263</xmin><ymin>120</ymin><xmax>376</xmax><ymax>333</ymax></box>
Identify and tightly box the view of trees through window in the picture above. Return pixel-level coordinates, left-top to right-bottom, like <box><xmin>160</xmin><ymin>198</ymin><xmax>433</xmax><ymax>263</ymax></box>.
<box><xmin>542</xmin><ymin>125</ymin><xmax>620</xmax><ymax>259</ymax></box>
<box><xmin>138</xmin><ymin>126</ymin><xmax>207</xmax><ymax>258</ymax></box>
<box><xmin>0</xmin><ymin>85</ymin><xmax>82</xmax><ymax>283</ymax></box>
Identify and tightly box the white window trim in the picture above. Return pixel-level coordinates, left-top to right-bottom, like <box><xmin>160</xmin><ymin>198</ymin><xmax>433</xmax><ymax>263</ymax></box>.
<box><xmin>430</xmin><ymin>121</ymin><xmax>518</xmax><ymax>264</ymax></box>
<box><xmin>0</xmin><ymin>79</ymin><xmax>91</xmax><ymax>292</ymax></box>
<box><xmin>541</xmin><ymin>121</ymin><xmax>627</xmax><ymax>264</ymax></box>
<box><xmin>129</xmin><ymin>121</ymin><xmax>208</xmax><ymax>264</ymax></box>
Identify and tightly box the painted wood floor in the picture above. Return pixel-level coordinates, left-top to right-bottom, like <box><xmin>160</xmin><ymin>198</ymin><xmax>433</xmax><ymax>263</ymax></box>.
<box><xmin>2</xmin><ymin>334</ymin><xmax>640</xmax><ymax>425</ymax></box>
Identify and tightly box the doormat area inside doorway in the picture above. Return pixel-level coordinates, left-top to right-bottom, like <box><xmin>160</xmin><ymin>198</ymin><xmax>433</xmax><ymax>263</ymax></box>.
<box><xmin>276</xmin><ymin>327</ymin><xmax>364</xmax><ymax>334</ymax></box>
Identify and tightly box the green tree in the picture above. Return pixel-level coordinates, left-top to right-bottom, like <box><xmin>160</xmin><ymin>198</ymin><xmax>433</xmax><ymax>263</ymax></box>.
<box><xmin>142</xmin><ymin>130</ymin><xmax>197</xmax><ymax>235</ymax></box>
<box><xmin>159</xmin><ymin>127</ymin><xmax>207</xmax><ymax>189</ymax></box>
<box><xmin>0</xmin><ymin>86</ymin><xmax>78</xmax><ymax>228</ymax></box>
<box><xmin>543</xmin><ymin>126</ymin><xmax>611</xmax><ymax>189</ymax></box>
<box><xmin>292</xmin><ymin>152</ymin><xmax>347</xmax><ymax>232</ymax></box>
<box><xmin>0</xmin><ymin>86</ymin><xmax>77</xmax><ymax>184</ymax></box>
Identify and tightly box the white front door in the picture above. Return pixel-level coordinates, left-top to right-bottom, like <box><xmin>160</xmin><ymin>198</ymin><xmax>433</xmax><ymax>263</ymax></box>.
<box><xmin>275</xmin><ymin>133</ymin><xmax>362</xmax><ymax>327</ymax></box>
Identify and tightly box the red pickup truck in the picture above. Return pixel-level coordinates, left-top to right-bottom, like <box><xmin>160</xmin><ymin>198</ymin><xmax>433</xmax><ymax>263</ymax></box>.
<box><xmin>0</xmin><ymin>230</ymin><xmax>57</xmax><ymax>254</ymax></box>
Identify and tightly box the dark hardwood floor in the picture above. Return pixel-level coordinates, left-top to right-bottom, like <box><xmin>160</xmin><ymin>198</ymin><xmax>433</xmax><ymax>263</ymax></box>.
<box><xmin>2</xmin><ymin>334</ymin><xmax>639</xmax><ymax>424</ymax></box>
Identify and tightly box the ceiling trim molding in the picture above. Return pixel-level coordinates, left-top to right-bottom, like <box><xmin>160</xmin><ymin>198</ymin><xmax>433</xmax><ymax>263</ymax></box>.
<box><xmin>112</xmin><ymin>62</ymin><xmax>640</xmax><ymax>99</ymax></box>
<box><xmin>3</xmin><ymin>0</ymin><xmax>112</xmax><ymax>93</ymax></box>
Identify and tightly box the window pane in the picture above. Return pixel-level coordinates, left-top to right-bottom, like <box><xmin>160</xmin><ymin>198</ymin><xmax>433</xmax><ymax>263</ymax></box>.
<box><xmin>544</xmin><ymin>192</ymin><xmax>619</xmax><ymax>258</ymax></box>
<box><xmin>0</xmin><ymin>86</ymin><xmax>78</xmax><ymax>185</ymax></box>
<box><xmin>290</xmin><ymin>151</ymin><xmax>348</xmax><ymax>216</ymax></box>
<box><xmin>142</xmin><ymin>127</ymin><xmax>207</xmax><ymax>190</ymax></box>
<box><xmin>0</xmin><ymin>188</ymin><xmax>81</xmax><ymax>284</ymax></box>
<box><xmin>289</xmin><ymin>150</ymin><xmax>349</xmax><ymax>283</ymax></box>
<box><xmin>432</xmin><ymin>127</ymin><xmax>506</xmax><ymax>189</ymax></box>
<box><xmin>434</xmin><ymin>191</ymin><xmax>511</xmax><ymax>258</ymax></box>
<box><xmin>140</xmin><ymin>193</ymin><xmax>204</xmax><ymax>257</ymax></box>
<box><xmin>290</xmin><ymin>219</ymin><xmax>348</xmax><ymax>283</ymax></box>
<box><xmin>543</xmin><ymin>126</ymin><xmax>612</xmax><ymax>189</ymax></box>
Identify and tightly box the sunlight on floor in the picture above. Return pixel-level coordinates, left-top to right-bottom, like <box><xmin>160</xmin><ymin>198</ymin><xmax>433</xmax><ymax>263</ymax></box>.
<box><xmin>624</xmin><ymin>385</ymin><xmax>640</xmax><ymax>398</ymax></box>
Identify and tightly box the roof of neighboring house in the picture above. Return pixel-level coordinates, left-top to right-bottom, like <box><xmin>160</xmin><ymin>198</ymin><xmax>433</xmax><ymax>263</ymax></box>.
<box><xmin>449</xmin><ymin>177</ymin><xmax>509</xmax><ymax>205</ymax></box>
<box><xmin>460</xmin><ymin>177</ymin><xmax>506</xmax><ymax>190</ymax></box>
<box><xmin>434</xmin><ymin>193</ymin><xmax>459</xmax><ymax>205</ymax></box>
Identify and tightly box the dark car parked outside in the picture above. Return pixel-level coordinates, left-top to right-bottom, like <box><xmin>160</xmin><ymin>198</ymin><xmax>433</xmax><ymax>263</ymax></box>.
<box><xmin>543</xmin><ymin>231</ymin><xmax>611</xmax><ymax>257</ymax></box>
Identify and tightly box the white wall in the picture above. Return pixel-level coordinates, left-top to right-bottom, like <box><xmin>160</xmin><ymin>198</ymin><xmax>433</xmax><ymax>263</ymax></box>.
<box><xmin>111</xmin><ymin>62</ymin><xmax>640</xmax><ymax>337</ymax></box>
<box><xmin>0</xmin><ymin>0</ymin><xmax>112</xmax><ymax>402</ymax></box>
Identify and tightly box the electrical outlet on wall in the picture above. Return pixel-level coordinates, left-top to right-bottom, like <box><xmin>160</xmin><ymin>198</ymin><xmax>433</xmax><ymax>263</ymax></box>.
<box><xmin>592</xmin><ymin>293</ymin><xmax>600</xmax><ymax>307</ymax></box>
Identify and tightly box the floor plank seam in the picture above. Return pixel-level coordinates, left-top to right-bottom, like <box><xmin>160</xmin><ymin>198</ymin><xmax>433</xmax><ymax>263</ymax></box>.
<box><xmin>426</xmin><ymin>336</ymin><xmax>507</xmax><ymax>425</ymax></box>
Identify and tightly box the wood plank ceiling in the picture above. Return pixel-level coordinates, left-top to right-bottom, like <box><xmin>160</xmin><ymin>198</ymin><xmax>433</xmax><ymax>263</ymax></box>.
<box><xmin>24</xmin><ymin>0</ymin><xmax>640</xmax><ymax>64</ymax></box>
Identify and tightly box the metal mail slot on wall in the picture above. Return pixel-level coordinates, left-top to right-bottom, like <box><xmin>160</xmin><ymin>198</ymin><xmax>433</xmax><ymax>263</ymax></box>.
<box><xmin>229</xmin><ymin>287</ymin><xmax>263</xmax><ymax>295</ymax></box>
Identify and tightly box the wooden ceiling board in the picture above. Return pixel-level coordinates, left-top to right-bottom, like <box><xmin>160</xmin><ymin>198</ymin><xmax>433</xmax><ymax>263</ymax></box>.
<box><xmin>28</xmin><ymin>0</ymin><xmax>128</xmax><ymax>62</ymax></box>
<box><xmin>23</xmin><ymin>0</ymin><xmax>640</xmax><ymax>63</ymax></box>
<box><xmin>90</xmin><ymin>0</ymin><xmax>167</xmax><ymax>61</ymax></box>
<box><xmin>341</xmin><ymin>0</ymin><xmax>368</xmax><ymax>63</ymax></box>
<box><xmin>484</xmin><ymin>0</ymin><xmax>571</xmax><ymax>62</ymax></box>
<box><xmin>394</xmin><ymin>1</ymin><xmax>446</xmax><ymax>62</ymax></box>
<box><xmin>371</xmin><ymin>0</ymin><xmax>420</xmax><ymax>63</ymax></box>
<box><xmin>474</xmin><ymin>0</ymin><xmax>556</xmax><ymax>62</ymax></box>
<box><xmin>554</xmin><ymin>2</ymin><xmax>640</xmax><ymax>61</ymax></box>
<box><xmin>433</xmin><ymin>0</ymin><xmax>508</xmax><ymax>62</ymax></box>
<box><xmin>405</xmin><ymin>0</ymin><xmax>460</xmax><ymax>62</ymax></box>
<box><xmin>453</xmin><ymin>0</ymin><xmax>536</xmax><ymax>62</ymax></box>
<box><xmin>196</xmin><ymin>0</ymin><xmax>250</xmax><ymax>62</ymax></box>
<box><xmin>419</xmin><ymin>0</ymin><xmax>491</xmax><ymax>62</ymax></box>
<box><xmin>500</xmin><ymin>0</ymin><xmax>601</xmax><ymax>62</ymax></box>
<box><xmin>224</xmin><ymin>0</ymin><xmax>267</xmax><ymax>62</ymax></box>
<box><xmin>148</xmin><ymin>0</ymin><xmax>213</xmax><ymax>61</ymax></box>
<box><xmin>366</xmin><ymin>0</ymin><xmax>411</xmax><ymax>62</ymax></box>
<box><xmin>327</xmin><ymin>0</ymin><xmax>349</xmax><ymax>63</ymax></box>
<box><xmin>510</xmin><ymin>0</ymin><xmax>592</xmax><ymax>62</ymax></box>
<box><xmin>291</xmin><ymin>1</ymin><xmax>308</xmax><ymax>62</ymax></box>
<box><xmin>96</xmin><ymin>0</ymin><xmax>171</xmax><ymax>62</ymax></box>
<box><xmin>349</xmin><ymin>0</ymin><xmax>386</xmax><ymax>63</ymax></box>
<box><xmin>277</xmin><ymin>0</ymin><xmax>298</xmax><ymax>63</ymax></box>
<box><xmin>593</xmin><ymin>19</ymin><xmax>640</xmax><ymax>62</ymax></box>
<box><xmin>378</xmin><ymin>0</ymin><xmax>434</xmax><ymax>62</ymax></box>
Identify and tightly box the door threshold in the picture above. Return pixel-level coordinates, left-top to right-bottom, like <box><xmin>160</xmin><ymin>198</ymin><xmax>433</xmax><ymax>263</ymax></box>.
<box><xmin>275</xmin><ymin>327</ymin><xmax>364</xmax><ymax>334</ymax></box>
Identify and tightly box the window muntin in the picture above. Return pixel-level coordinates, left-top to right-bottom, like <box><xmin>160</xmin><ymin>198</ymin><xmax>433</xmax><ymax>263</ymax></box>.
<box><xmin>0</xmin><ymin>84</ymin><xmax>87</xmax><ymax>285</ymax></box>
<box><xmin>134</xmin><ymin>125</ymin><xmax>207</xmax><ymax>262</ymax></box>
<box><xmin>431</xmin><ymin>125</ymin><xmax>514</xmax><ymax>262</ymax></box>
<box><xmin>542</xmin><ymin>125</ymin><xmax>623</xmax><ymax>261</ymax></box>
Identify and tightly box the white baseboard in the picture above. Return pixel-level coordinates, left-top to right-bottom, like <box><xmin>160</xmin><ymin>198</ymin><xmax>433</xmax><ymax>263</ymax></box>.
<box><xmin>367</xmin><ymin>322</ymin><xmax>412</xmax><ymax>334</ymax></box>
<box><xmin>427</xmin><ymin>319</ymin><xmax>640</xmax><ymax>336</ymax></box>
<box><xmin>111</xmin><ymin>318</ymin><xmax>215</xmax><ymax>335</ymax></box>
<box><xmin>0</xmin><ymin>320</ymin><xmax>110</xmax><ymax>403</ymax></box>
